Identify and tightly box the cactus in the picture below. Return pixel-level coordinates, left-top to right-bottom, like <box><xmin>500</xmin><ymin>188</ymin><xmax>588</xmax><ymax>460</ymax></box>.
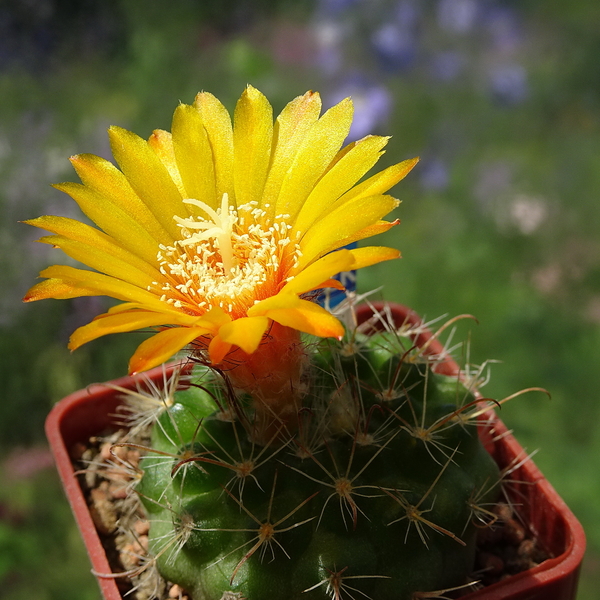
<box><xmin>128</xmin><ymin>303</ymin><xmax>501</xmax><ymax>600</ymax></box>
<box><xmin>23</xmin><ymin>87</ymin><xmax>512</xmax><ymax>599</ymax></box>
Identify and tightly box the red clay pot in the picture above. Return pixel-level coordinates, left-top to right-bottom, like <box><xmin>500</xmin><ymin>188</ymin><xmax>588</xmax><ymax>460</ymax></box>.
<box><xmin>46</xmin><ymin>303</ymin><xmax>585</xmax><ymax>600</ymax></box>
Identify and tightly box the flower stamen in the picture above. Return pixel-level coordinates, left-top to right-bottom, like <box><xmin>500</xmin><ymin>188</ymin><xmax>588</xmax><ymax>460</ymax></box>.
<box><xmin>156</xmin><ymin>198</ymin><xmax>299</xmax><ymax>317</ymax></box>
<box><xmin>176</xmin><ymin>193</ymin><xmax>236</xmax><ymax>275</ymax></box>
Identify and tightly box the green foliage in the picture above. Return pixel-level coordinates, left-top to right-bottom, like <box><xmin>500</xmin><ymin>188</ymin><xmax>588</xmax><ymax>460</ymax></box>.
<box><xmin>0</xmin><ymin>470</ymin><xmax>100</xmax><ymax>600</ymax></box>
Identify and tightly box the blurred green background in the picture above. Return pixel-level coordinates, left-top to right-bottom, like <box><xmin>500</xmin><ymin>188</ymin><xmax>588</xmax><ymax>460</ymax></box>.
<box><xmin>0</xmin><ymin>0</ymin><xmax>598</xmax><ymax>598</ymax></box>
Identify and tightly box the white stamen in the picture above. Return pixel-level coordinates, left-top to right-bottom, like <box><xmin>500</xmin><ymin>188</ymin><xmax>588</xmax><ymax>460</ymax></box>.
<box><xmin>153</xmin><ymin>196</ymin><xmax>302</xmax><ymax>315</ymax></box>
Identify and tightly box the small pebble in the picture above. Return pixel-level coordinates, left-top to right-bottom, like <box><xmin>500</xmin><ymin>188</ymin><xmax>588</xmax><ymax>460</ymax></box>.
<box><xmin>100</xmin><ymin>442</ymin><xmax>113</xmax><ymax>462</ymax></box>
<box><xmin>503</xmin><ymin>518</ymin><xmax>526</xmax><ymax>545</ymax></box>
<box><xmin>127</xmin><ymin>449</ymin><xmax>141</xmax><ymax>467</ymax></box>
<box><xmin>120</xmin><ymin>542</ymin><xmax>141</xmax><ymax>569</ymax></box>
<box><xmin>517</xmin><ymin>538</ymin><xmax>536</xmax><ymax>558</ymax></box>
<box><xmin>134</xmin><ymin>519</ymin><xmax>150</xmax><ymax>536</ymax></box>
<box><xmin>493</xmin><ymin>502</ymin><xmax>513</xmax><ymax>522</ymax></box>
<box><xmin>109</xmin><ymin>482</ymin><xmax>129</xmax><ymax>500</ymax></box>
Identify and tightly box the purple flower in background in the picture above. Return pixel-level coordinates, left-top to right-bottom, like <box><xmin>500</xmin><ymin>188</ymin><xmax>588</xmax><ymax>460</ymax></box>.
<box><xmin>483</xmin><ymin>5</ymin><xmax>523</xmax><ymax>52</ymax></box>
<box><xmin>327</xmin><ymin>80</ymin><xmax>392</xmax><ymax>142</ymax></box>
<box><xmin>489</xmin><ymin>64</ymin><xmax>528</xmax><ymax>106</ymax></box>
<box><xmin>420</xmin><ymin>158</ymin><xmax>449</xmax><ymax>191</ymax></box>
<box><xmin>313</xmin><ymin>20</ymin><xmax>346</xmax><ymax>75</ymax></box>
<box><xmin>317</xmin><ymin>0</ymin><xmax>364</xmax><ymax>16</ymax></box>
<box><xmin>430</xmin><ymin>50</ymin><xmax>466</xmax><ymax>82</ymax></box>
<box><xmin>371</xmin><ymin>23</ymin><xmax>418</xmax><ymax>72</ymax></box>
<box><xmin>437</xmin><ymin>0</ymin><xmax>479</xmax><ymax>34</ymax></box>
<box><xmin>394</xmin><ymin>0</ymin><xmax>421</xmax><ymax>29</ymax></box>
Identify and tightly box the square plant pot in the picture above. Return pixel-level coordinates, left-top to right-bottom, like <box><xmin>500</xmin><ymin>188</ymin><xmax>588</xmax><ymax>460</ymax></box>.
<box><xmin>46</xmin><ymin>304</ymin><xmax>585</xmax><ymax>600</ymax></box>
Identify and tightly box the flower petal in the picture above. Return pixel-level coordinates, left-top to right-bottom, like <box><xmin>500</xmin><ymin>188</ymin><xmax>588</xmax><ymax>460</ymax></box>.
<box><xmin>217</xmin><ymin>316</ymin><xmax>270</xmax><ymax>355</ymax></box>
<box><xmin>172</xmin><ymin>103</ymin><xmax>218</xmax><ymax>210</ymax></box>
<box><xmin>261</xmin><ymin>90</ymin><xmax>322</xmax><ymax>217</ymax></box>
<box><xmin>108</xmin><ymin>126</ymin><xmax>187</xmax><ymax>238</ymax></box>
<box><xmin>233</xmin><ymin>85</ymin><xmax>273</xmax><ymax>208</ymax></box>
<box><xmin>53</xmin><ymin>181</ymin><xmax>166</xmax><ymax>264</ymax></box>
<box><xmin>27</xmin><ymin>215</ymin><xmax>162</xmax><ymax>282</ymax></box>
<box><xmin>309</xmin><ymin>278</ymin><xmax>346</xmax><ymax>292</ymax></box>
<box><xmin>68</xmin><ymin>309</ymin><xmax>201</xmax><ymax>350</ymax></box>
<box><xmin>38</xmin><ymin>234</ymin><xmax>158</xmax><ymax>290</ymax></box>
<box><xmin>251</xmin><ymin>295</ymin><xmax>344</xmax><ymax>338</ymax></box>
<box><xmin>69</xmin><ymin>153</ymin><xmax>173</xmax><ymax>247</ymax></box>
<box><xmin>201</xmin><ymin>305</ymin><xmax>232</xmax><ymax>328</ymax></box>
<box><xmin>194</xmin><ymin>91</ymin><xmax>235</xmax><ymax>203</ymax></box>
<box><xmin>279</xmin><ymin>249</ymin><xmax>355</xmax><ymax>296</ymax></box>
<box><xmin>335</xmin><ymin>157</ymin><xmax>419</xmax><ymax>206</ymax></box>
<box><xmin>208</xmin><ymin>336</ymin><xmax>233</xmax><ymax>365</ymax></box>
<box><xmin>275</xmin><ymin>97</ymin><xmax>354</xmax><ymax>222</ymax></box>
<box><xmin>147</xmin><ymin>129</ymin><xmax>186</xmax><ymax>196</ymax></box>
<box><xmin>36</xmin><ymin>265</ymin><xmax>175</xmax><ymax>312</ymax></box>
<box><xmin>317</xmin><ymin>220</ymin><xmax>399</xmax><ymax>256</ymax></box>
<box><xmin>23</xmin><ymin>278</ymin><xmax>97</xmax><ymax>302</ymax></box>
<box><xmin>129</xmin><ymin>326</ymin><xmax>212</xmax><ymax>374</ymax></box>
<box><xmin>293</xmin><ymin>135</ymin><xmax>390</xmax><ymax>235</ymax></box>
<box><xmin>348</xmin><ymin>245</ymin><xmax>401</xmax><ymax>269</ymax></box>
<box><xmin>297</xmin><ymin>194</ymin><xmax>400</xmax><ymax>270</ymax></box>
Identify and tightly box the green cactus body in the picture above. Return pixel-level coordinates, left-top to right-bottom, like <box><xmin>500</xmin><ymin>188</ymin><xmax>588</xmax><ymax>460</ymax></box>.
<box><xmin>137</xmin><ymin>320</ymin><xmax>500</xmax><ymax>600</ymax></box>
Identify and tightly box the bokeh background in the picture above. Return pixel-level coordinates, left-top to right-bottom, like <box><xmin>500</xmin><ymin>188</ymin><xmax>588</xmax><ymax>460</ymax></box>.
<box><xmin>1</xmin><ymin>0</ymin><xmax>598</xmax><ymax>598</ymax></box>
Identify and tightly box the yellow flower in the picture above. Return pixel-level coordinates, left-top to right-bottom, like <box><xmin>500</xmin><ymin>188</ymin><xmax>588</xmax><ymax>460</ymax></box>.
<box><xmin>24</xmin><ymin>86</ymin><xmax>417</xmax><ymax>374</ymax></box>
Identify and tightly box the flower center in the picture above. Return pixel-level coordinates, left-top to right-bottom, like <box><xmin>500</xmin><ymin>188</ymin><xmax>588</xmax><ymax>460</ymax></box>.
<box><xmin>153</xmin><ymin>194</ymin><xmax>299</xmax><ymax>317</ymax></box>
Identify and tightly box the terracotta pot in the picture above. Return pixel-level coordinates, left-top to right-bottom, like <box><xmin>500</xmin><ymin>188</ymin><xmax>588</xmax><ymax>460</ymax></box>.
<box><xmin>46</xmin><ymin>304</ymin><xmax>585</xmax><ymax>600</ymax></box>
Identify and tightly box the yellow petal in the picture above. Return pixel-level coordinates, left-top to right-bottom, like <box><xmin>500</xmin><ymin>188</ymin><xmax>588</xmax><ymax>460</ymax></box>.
<box><xmin>53</xmin><ymin>182</ymin><xmax>165</xmax><ymax>265</ymax></box>
<box><xmin>348</xmin><ymin>245</ymin><xmax>401</xmax><ymax>269</ymax></box>
<box><xmin>251</xmin><ymin>295</ymin><xmax>344</xmax><ymax>338</ymax></box>
<box><xmin>297</xmin><ymin>194</ymin><xmax>400</xmax><ymax>270</ymax></box>
<box><xmin>194</xmin><ymin>91</ymin><xmax>235</xmax><ymax>203</ymax></box>
<box><xmin>335</xmin><ymin>157</ymin><xmax>419</xmax><ymax>206</ymax></box>
<box><xmin>201</xmin><ymin>305</ymin><xmax>232</xmax><ymax>328</ymax></box>
<box><xmin>261</xmin><ymin>91</ymin><xmax>322</xmax><ymax>217</ymax></box>
<box><xmin>38</xmin><ymin>234</ymin><xmax>158</xmax><ymax>290</ymax></box>
<box><xmin>208</xmin><ymin>335</ymin><xmax>233</xmax><ymax>365</ymax></box>
<box><xmin>217</xmin><ymin>316</ymin><xmax>270</xmax><ymax>355</ymax></box>
<box><xmin>318</xmin><ymin>219</ymin><xmax>399</xmax><ymax>256</ymax></box>
<box><xmin>106</xmin><ymin>301</ymin><xmax>159</xmax><ymax>314</ymax></box>
<box><xmin>37</xmin><ymin>265</ymin><xmax>173</xmax><ymax>312</ymax></box>
<box><xmin>23</xmin><ymin>278</ymin><xmax>97</xmax><ymax>302</ymax></box>
<box><xmin>147</xmin><ymin>129</ymin><xmax>186</xmax><ymax>196</ymax></box>
<box><xmin>69</xmin><ymin>153</ymin><xmax>173</xmax><ymax>247</ymax></box>
<box><xmin>293</xmin><ymin>135</ymin><xmax>390</xmax><ymax>235</ymax></box>
<box><xmin>308</xmin><ymin>278</ymin><xmax>346</xmax><ymax>292</ymax></box>
<box><xmin>27</xmin><ymin>215</ymin><xmax>162</xmax><ymax>281</ymax></box>
<box><xmin>68</xmin><ymin>309</ymin><xmax>200</xmax><ymax>350</ymax></box>
<box><xmin>108</xmin><ymin>126</ymin><xmax>187</xmax><ymax>238</ymax></box>
<box><xmin>129</xmin><ymin>326</ymin><xmax>212</xmax><ymax>374</ymax></box>
<box><xmin>172</xmin><ymin>104</ymin><xmax>218</xmax><ymax>210</ymax></box>
<box><xmin>233</xmin><ymin>85</ymin><xmax>273</xmax><ymax>207</ymax></box>
<box><xmin>280</xmin><ymin>249</ymin><xmax>355</xmax><ymax>296</ymax></box>
<box><xmin>274</xmin><ymin>97</ymin><xmax>354</xmax><ymax>222</ymax></box>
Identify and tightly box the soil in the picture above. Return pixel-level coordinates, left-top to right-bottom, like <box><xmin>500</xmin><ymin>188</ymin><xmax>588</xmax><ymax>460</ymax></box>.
<box><xmin>72</xmin><ymin>428</ymin><xmax>549</xmax><ymax>600</ymax></box>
